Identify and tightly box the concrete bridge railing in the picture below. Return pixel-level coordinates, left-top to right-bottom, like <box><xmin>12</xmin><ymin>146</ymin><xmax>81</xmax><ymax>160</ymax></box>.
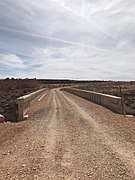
<box><xmin>62</xmin><ymin>88</ymin><xmax>123</xmax><ymax>114</ymax></box>
<box><xmin>0</xmin><ymin>114</ymin><xmax>5</xmax><ymax>123</ymax></box>
<box><xmin>17</xmin><ymin>88</ymin><xmax>47</xmax><ymax>121</ymax></box>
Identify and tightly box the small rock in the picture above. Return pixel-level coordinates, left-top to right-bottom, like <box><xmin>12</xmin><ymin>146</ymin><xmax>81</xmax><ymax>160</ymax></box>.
<box><xmin>34</xmin><ymin>175</ymin><xmax>38</xmax><ymax>179</ymax></box>
<box><xmin>125</xmin><ymin>115</ymin><xmax>134</xmax><ymax>118</ymax></box>
<box><xmin>22</xmin><ymin>164</ymin><xmax>26</xmax><ymax>167</ymax></box>
<box><xmin>40</xmin><ymin>145</ymin><xmax>45</xmax><ymax>148</ymax></box>
<box><xmin>32</xmin><ymin>167</ymin><xmax>37</xmax><ymax>171</ymax></box>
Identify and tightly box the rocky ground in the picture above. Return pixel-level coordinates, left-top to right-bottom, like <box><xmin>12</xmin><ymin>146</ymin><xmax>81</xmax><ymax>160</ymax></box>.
<box><xmin>0</xmin><ymin>89</ymin><xmax>135</xmax><ymax>179</ymax></box>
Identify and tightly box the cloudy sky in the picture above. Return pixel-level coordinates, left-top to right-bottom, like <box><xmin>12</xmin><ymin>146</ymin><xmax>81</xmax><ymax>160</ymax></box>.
<box><xmin>0</xmin><ymin>0</ymin><xmax>135</xmax><ymax>80</ymax></box>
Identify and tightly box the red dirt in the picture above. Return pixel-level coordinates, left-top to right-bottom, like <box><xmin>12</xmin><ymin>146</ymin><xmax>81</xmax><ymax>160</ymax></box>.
<box><xmin>0</xmin><ymin>89</ymin><xmax>135</xmax><ymax>179</ymax></box>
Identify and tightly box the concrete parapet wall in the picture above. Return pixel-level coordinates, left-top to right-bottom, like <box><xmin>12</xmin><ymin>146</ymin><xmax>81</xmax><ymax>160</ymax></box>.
<box><xmin>62</xmin><ymin>88</ymin><xmax>122</xmax><ymax>114</ymax></box>
<box><xmin>0</xmin><ymin>114</ymin><xmax>5</xmax><ymax>123</ymax></box>
<box><xmin>17</xmin><ymin>88</ymin><xmax>47</xmax><ymax>121</ymax></box>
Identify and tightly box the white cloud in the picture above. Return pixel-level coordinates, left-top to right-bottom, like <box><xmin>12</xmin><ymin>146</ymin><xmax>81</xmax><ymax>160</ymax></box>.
<box><xmin>0</xmin><ymin>54</ymin><xmax>25</xmax><ymax>69</ymax></box>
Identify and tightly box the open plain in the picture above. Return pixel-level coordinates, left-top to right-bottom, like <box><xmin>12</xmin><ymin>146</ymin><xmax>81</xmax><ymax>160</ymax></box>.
<box><xmin>0</xmin><ymin>89</ymin><xmax>135</xmax><ymax>179</ymax></box>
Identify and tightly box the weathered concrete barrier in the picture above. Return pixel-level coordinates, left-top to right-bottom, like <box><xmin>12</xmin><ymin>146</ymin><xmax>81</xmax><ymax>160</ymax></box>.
<box><xmin>62</xmin><ymin>88</ymin><xmax>123</xmax><ymax>114</ymax></box>
<box><xmin>17</xmin><ymin>88</ymin><xmax>47</xmax><ymax>121</ymax></box>
<box><xmin>0</xmin><ymin>114</ymin><xmax>5</xmax><ymax>123</ymax></box>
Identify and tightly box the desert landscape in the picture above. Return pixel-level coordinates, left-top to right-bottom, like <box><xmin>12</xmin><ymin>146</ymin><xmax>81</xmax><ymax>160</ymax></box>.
<box><xmin>0</xmin><ymin>79</ymin><xmax>135</xmax><ymax>122</ymax></box>
<box><xmin>0</xmin><ymin>0</ymin><xmax>135</xmax><ymax>179</ymax></box>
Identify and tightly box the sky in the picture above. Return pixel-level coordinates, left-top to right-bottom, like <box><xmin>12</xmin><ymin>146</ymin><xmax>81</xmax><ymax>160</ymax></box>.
<box><xmin>0</xmin><ymin>0</ymin><xmax>135</xmax><ymax>80</ymax></box>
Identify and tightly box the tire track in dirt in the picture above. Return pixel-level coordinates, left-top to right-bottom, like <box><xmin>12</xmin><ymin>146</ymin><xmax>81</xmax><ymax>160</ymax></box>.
<box><xmin>38</xmin><ymin>90</ymin><xmax>73</xmax><ymax>179</ymax></box>
<box><xmin>38</xmin><ymin>90</ymin><xmax>60</xmax><ymax>178</ymax></box>
<box><xmin>53</xmin><ymin>90</ymin><xmax>73</xmax><ymax>179</ymax></box>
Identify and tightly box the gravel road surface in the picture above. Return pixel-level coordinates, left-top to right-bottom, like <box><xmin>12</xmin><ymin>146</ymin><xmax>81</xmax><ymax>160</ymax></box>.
<box><xmin>0</xmin><ymin>89</ymin><xmax>135</xmax><ymax>180</ymax></box>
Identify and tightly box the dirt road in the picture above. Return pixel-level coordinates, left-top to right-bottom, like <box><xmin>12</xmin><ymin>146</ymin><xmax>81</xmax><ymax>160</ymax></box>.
<box><xmin>0</xmin><ymin>89</ymin><xmax>135</xmax><ymax>179</ymax></box>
